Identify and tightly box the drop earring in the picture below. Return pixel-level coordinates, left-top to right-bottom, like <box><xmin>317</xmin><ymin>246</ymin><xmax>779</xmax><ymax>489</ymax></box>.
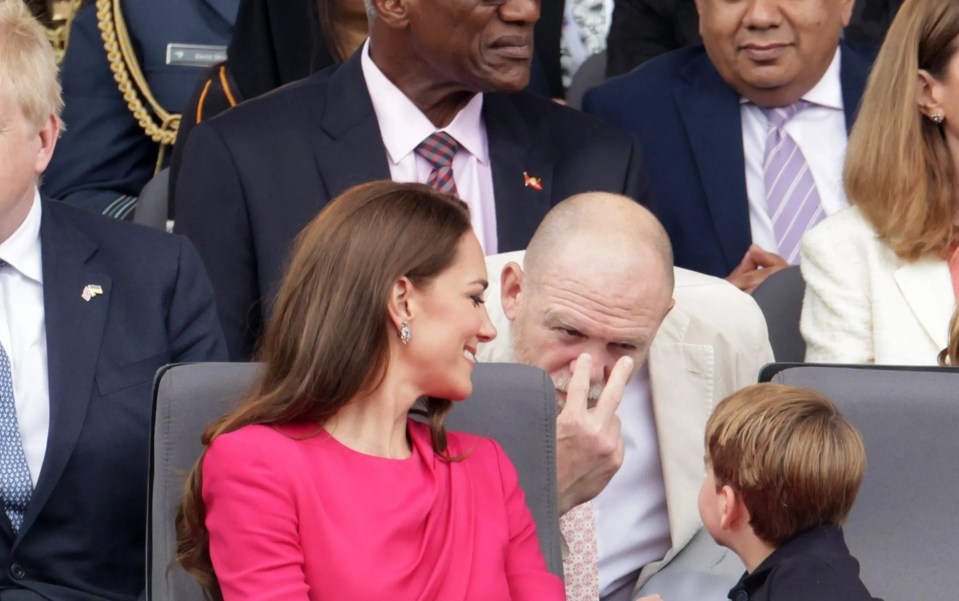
<box><xmin>399</xmin><ymin>322</ymin><xmax>411</xmax><ymax>345</ymax></box>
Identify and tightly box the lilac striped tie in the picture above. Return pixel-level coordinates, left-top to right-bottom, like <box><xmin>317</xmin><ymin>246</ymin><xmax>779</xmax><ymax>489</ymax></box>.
<box><xmin>762</xmin><ymin>102</ymin><xmax>825</xmax><ymax>264</ymax></box>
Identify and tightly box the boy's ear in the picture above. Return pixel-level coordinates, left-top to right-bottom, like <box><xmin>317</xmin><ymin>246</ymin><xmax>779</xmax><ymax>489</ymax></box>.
<box><xmin>719</xmin><ymin>485</ymin><xmax>747</xmax><ymax>531</ymax></box>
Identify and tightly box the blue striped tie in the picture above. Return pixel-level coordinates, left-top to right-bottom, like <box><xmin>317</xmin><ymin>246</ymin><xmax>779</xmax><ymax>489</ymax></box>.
<box><xmin>0</xmin><ymin>262</ymin><xmax>33</xmax><ymax>532</ymax></box>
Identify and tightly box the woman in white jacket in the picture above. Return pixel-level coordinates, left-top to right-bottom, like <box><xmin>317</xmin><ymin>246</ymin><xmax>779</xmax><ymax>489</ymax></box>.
<box><xmin>801</xmin><ymin>0</ymin><xmax>959</xmax><ymax>364</ymax></box>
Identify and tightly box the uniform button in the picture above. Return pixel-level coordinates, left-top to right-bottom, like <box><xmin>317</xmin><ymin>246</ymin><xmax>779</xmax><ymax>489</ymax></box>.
<box><xmin>9</xmin><ymin>563</ymin><xmax>25</xmax><ymax>579</ymax></box>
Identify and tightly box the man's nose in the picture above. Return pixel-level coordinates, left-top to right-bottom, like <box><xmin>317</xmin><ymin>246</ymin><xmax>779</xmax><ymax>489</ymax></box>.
<box><xmin>500</xmin><ymin>0</ymin><xmax>540</xmax><ymax>24</ymax></box>
<box><xmin>743</xmin><ymin>0</ymin><xmax>781</xmax><ymax>29</ymax></box>
<box><xmin>568</xmin><ymin>347</ymin><xmax>612</xmax><ymax>385</ymax></box>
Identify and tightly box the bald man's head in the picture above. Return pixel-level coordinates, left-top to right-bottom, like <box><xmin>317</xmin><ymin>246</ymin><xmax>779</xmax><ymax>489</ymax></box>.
<box><xmin>524</xmin><ymin>192</ymin><xmax>674</xmax><ymax>293</ymax></box>
<box><xmin>500</xmin><ymin>192</ymin><xmax>676</xmax><ymax>407</ymax></box>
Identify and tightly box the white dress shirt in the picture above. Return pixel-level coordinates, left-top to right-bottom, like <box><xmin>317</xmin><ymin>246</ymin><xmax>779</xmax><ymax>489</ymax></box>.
<box><xmin>595</xmin><ymin>363</ymin><xmax>671</xmax><ymax>596</ymax></box>
<box><xmin>360</xmin><ymin>40</ymin><xmax>499</xmax><ymax>255</ymax></box>
<box><xmin>0</xmin><ymin>190</ymin><xmax>48</xmax><ymax>486</ymax></box>
<box><xmin>741</xmin><ymin>47</ymin><xmax>850</xmax><ymax>255</ymax></box>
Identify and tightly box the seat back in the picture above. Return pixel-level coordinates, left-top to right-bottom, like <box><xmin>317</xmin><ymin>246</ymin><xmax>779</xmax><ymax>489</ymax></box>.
<box><xmin>761</xmin><ymin>363</ymin><xmax>959</xmax><ymax>600</ymax></box>
<box><xmin>566</xmin><ymin>50</ymin><xmax>608</xmax><ymax>110</ymax></box>
<box><xmin>751</xmin><ymin>266</ymin><xmax>806</xmax><ymax>362</ymax></box>
<box><xmin>148</xmin><ymin>362</ymin><xmax>562</xmax><ymax>600</ymax></box>
<box><xmin>134</xmin><ymin>167</ymin><xmax>170</xmax><ymax>231</ymax></box>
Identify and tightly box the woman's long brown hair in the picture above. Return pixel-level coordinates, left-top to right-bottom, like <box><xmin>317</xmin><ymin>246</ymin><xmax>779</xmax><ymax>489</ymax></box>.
<box><xmin>175</xmin><ymin>181</ymin><xmax>472</xmax><ymax>599</ymax></box>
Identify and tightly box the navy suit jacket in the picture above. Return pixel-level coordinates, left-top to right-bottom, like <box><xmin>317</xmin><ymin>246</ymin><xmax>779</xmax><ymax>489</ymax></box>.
<box><xmin>41</xmin><ymin>0</ymin><xmax>239</xmax><ymax>216</ymax></box>
<box><xmin>0</xmin><ymin>200</ymin><xmax>226</xmax><ymax>601</ymax></box>
<box><xmin>175</xmin><ymin>50</ymin><xmax>651</xmax><ymax>360</ymax></box>
<box><xmin>583</xmin><ymin>43</ymin><xmax>876</xmax><ymax>277</ymax></box>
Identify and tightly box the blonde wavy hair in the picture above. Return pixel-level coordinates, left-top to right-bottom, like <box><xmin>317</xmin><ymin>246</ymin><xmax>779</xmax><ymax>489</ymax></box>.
<box><xmin>844</xmin><ymin>0</ymin><xmax>959</xmax><ymax>260</ymax></box>
<box><xmin>0</xmin><ymin>0</ymin><xmax>63</xmax><ymax>131</ymax></box>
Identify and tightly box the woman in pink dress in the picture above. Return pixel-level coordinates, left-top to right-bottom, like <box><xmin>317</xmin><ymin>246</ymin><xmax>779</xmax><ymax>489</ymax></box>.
<box><xmin>175</xmin><ymin>181</ymin><xmax>565</xmax><ymax>601</ymax></box>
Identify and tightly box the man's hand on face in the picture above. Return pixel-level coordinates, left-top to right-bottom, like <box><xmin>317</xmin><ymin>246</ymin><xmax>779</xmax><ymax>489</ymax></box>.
<box><xmin>556</xmin><ymin>353</ymin><xmax>635</xmax><ymax>516</ymax></box>
<box><xmin>725</xmin><ymin>244</ymin><xmax>789</xmax><ymax>294</ymax></box>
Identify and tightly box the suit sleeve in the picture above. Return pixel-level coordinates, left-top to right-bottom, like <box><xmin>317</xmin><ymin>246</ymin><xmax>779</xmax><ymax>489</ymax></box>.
<box><xmin>799</xmin><ymin>222</ymin><xmax>874</xmax><ymax>363</ymax></box>
<box><xmin>491</xmin><ymin>441</ymin><xmax>566</xmax><ymax>600</ymax></box>
<box><xmin>202</xmin><ymin>433</ymin><xmax>310</xmax><ymax>600</ymax></box>
<box><xmin>726</xmin><ymin>290</ymin><xmax>775</xmax><ymax>386</ymax></box>
<box><xmin>623</xmin><ymin>135</ymin><xmax>653</xmax><ymax>206</ymax></box>
<box><xmin>174</xmin><ymin>122</ymin><xmax>261</xmax><ymax>360</ymax></box>
<box><xmin>166</xmin><ymin>235</ymin><xmax>228</xmax><ymax>362</ymax></box>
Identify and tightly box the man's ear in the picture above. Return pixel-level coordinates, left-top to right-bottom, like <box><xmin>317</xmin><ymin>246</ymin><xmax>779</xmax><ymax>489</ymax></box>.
<box><xmin>371</xmin><ymin>0</ymin><xmax>411</xmax><ymax>28</ymax></box>
<box><xmin>34</xmin><ymin>114</ymin><xmax>59</xmax><ymax>176</ymax></box>
<box><xmin>917</xmin><ymin>69</ymin><xmax>943</xmax><ymax>119</ymax></box>
<box><xmin>664</xmin><ymin>297</ymin><xmax>676</xmax><ymax>319</ymax></box>
<box><xmin>386</xmin><ymin>276</ymin><xmax>415</xmax><ymax>331</ymax></box>
<box><xmin>500</xmin><ymin>262</ymin><xmax>525</xmax><ymax>321</ymax></box>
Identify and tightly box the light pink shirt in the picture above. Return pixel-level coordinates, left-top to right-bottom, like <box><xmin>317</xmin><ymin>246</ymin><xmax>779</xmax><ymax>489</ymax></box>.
<box><xmin>360</xmin><ymin>40</ymin><xmax>498</xmax><ymax>254</ymax></box>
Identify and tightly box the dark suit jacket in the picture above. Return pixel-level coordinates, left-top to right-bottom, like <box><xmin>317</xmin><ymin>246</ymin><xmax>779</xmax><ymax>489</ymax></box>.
<box><xmin>0</xmin><ymin>200</ymin><xmax>226</xmax><ymax>601</ymax></box>
<box><xmin>174</xmin><ymin>50</ymin><xmax>650</xmax><ymax>360</ymax></box>
<box><xmin>583</xmin><ymin>42</ymin><xmax>876</xmax><ymax>277</ymax></box>
<box><xmin>606</xmin><ymin>0</ymin><xmax>700</xmax><ymax>77</ymax></box>
<box><xmin>41</xmin><ymin>0</ymin><xmax>238</xmax><ymax>217</ymax></box>
<box><xmin>846</xmin><ymin>0</ymin><xmax>903</xmax><ymax>45</ymax></box>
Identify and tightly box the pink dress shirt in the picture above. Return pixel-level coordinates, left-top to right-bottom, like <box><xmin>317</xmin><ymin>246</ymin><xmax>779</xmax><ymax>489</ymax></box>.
<box><xmin>202</xmin><ymin>419</ymin><xmax>564</xmax><ymax>600</ymax></box>
<box><xmin>360</xmin><ymin>40</ymin><xmax>499</xmax><ymax>254</ymax></box>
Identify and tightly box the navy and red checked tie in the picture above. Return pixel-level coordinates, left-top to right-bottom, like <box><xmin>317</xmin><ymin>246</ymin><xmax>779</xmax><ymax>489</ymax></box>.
<box><xmin>415</xmin><ymin>131</ymin><xmax>460</xmax><ymax>196</ymax></box>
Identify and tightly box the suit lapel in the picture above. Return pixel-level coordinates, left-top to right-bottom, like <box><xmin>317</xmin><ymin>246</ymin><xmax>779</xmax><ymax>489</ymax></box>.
<box><xmin>893</xmin><ymin>259</ymin><xmax>953</xmax><ymax>350</ymax></box>
<box><xmin>313</xmin><ymin>53</ymin><xmax>391</xmax><ymax>201</ymax></box>
<box><xmin>484</xmin><ymin>94</ymin><xmax>555</xmax><ymax>252</ymax></box>
<box><xmin>20</xmin><ymin>203</ymin><xmax>110</xmax><ymax>535</ymax></box>
<box><xmin>644</xmin><ymin>305</ymin><xmax>715</xmax><ymax>573</ymax></box>
<box><xmin>674</xmin><ymin>57</ymin><xmax>751</xmax><ymax>270</ymax></box>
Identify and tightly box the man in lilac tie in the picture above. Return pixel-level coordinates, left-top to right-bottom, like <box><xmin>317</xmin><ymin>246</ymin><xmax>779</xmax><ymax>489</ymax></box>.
<box><xmin>176</xmin><ymin>0</ymin><xmax>651</xmax><ymax>360</ymax></box>
<box><xmin>584</xmin><ymin>0</ymin><xmax>877</xmax><ymax>292</ymax></box>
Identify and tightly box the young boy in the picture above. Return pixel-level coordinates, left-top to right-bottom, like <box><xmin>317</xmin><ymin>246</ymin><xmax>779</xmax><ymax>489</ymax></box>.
<box><xmin>698</xmin><ymin>383</ymin><xmax>882</xmax><ymax>601</ymax></box>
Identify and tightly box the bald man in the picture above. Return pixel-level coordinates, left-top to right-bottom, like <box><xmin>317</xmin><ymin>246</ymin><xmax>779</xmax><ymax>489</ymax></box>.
<box><xmin>477</xmin><ymin>193</ymin><xmax>773</xmax><ymax>601</ymax></box>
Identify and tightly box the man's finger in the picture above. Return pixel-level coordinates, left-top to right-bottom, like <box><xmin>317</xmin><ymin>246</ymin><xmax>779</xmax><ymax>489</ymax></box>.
<box><xmin>594</xmin><ymin>355</ymin><xmax>634</xmax><ymax>420</ymax></box>
<box><xmin>564</xmin><ymin>353</ymin><xmax>593</xmax><ymax>416</ymax></box>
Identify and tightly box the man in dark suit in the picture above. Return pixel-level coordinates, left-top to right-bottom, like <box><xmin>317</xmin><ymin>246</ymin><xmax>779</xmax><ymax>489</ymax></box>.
<box><xmin>0</xmin><ymin>4</ymin><xmax>226</xmax><ymax>599</ymax></box>
<box><xmin>175</xmin><ymin>0</ymin><xmax>650</xmax><ymax>360</ymax></box>
<box><xmin>585</xmin><ymin>0</ymin><xmax>875</xmax><ymax>291</ymax></box>
<box><xmin>39</xmin><ymin>0</ymin><xmax>239</xmax><ymax>218</ymax></box>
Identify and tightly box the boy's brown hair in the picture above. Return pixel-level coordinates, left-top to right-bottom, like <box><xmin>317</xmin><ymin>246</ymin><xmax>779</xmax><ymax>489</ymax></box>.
<box><xmin>706</xmin><ymin>383</ymin><xmax>866</xmax><ymax>546</ymax></box>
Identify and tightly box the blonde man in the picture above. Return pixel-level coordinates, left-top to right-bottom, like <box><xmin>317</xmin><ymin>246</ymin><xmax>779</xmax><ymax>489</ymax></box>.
<box><xmin>0</xmin><ymin>2</ymin><xmax>225</xmax><ymax>598</ymax></box>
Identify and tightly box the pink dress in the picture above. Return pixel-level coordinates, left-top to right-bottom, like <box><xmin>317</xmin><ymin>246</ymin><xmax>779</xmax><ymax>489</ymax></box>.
<box><xmin>202</xmin><ymin>419</ymin><xmax>565</xmax><ymax>600</ymax></box>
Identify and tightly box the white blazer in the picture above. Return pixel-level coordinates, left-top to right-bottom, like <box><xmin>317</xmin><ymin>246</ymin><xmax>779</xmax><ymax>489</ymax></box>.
<box><xmin>801</xmin><ymin>205</ymin><xmax>955</xmax><ymax>365</ymax></box>
<box><xmin>478</xmin><ymin>250</ymin><xmax>773</xmax><ymax>590</ymax></box>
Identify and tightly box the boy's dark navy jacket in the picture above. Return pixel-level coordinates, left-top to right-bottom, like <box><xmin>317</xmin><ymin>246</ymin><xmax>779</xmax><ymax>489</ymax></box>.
<box><xmin>728</xmin><ymin>525</ymin><xmax>882</xmax><ymax>601</ymax></box>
